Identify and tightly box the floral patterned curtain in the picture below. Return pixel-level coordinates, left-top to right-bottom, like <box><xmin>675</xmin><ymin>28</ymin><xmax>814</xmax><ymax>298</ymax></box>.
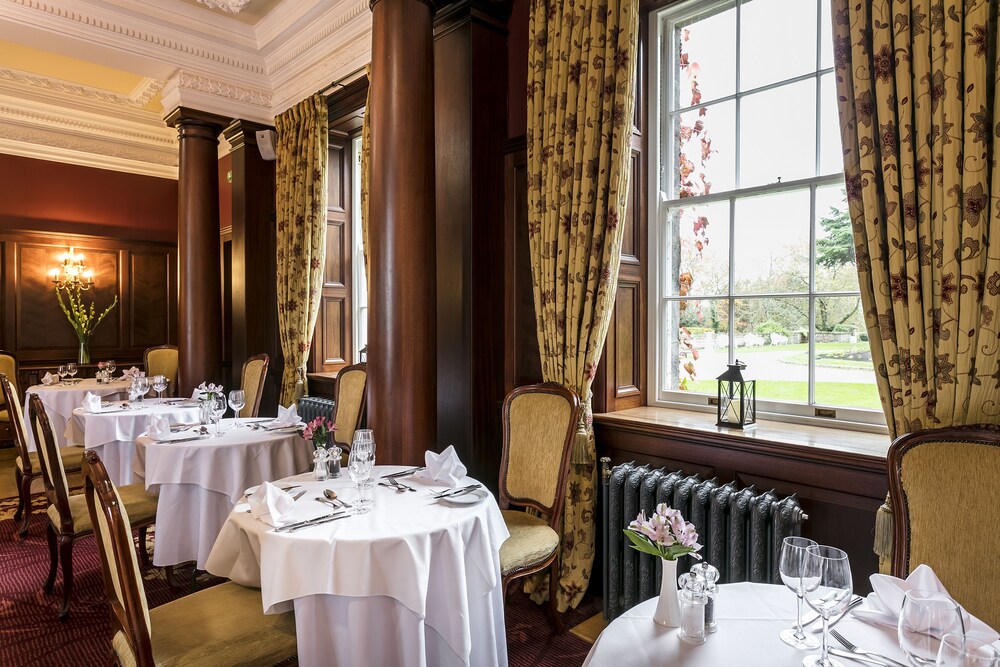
<box><xmin>832</xmin><ymin>0</ymin><xmax>1000</xmax><ymax>571</ymax></box>
<box><xmin>275</xmin><ymin>94</ymin><xmax>329</xmax><ymax>405</ymax></box>
<box><xmin>361</xmin><ymin>65</ymin><xmax>372</xmax><ymax>280</ymax></box>
<box><xmin>524</xmin><ymin>0</ymin><xmax>638</xmax><ymax>611</ymax></box>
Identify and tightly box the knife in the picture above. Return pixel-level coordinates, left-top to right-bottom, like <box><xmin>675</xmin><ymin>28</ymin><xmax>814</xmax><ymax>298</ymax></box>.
<box><xmin>829</xmin><ymin>648</ymin><xmax>892</xmax><ymax>666</ymax></box>
<box><xmin>274</xmin><ymin>511</ymin><xmax>347</xmax><ymax>532</ymax></box>
<box><xmin>154</xmin><ymin>435</ymin><xmax>206</xmax><ymax>444</ymax></box>
<box><xmin>804</xmin><ymin>596</ymin><xmax>863</xmax><ymax>629</ymax></box>
<box><xmin>381</xmin><ymin>467</ymin><xmax>425</xmax><ymax>479</ymax></box>
<box><xmin>283</xmin><ymin>513</ymin><xmax>351</xmax><ymax>532</ymax></box>
<box><xmin>436</xmin><ymin>484</ymin><xmax>482</xmax><ymax>499</ymax></box>
<box><xmin>433</xmin><ymin>484</ymin><xmax>479</xmax><ymax>498</ymax></box>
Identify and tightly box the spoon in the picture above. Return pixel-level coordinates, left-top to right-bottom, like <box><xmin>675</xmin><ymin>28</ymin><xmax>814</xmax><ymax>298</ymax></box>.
<box><xmin>324</xmin><ymin>489</ymin><xmax>353</xmax><ymax>508</ymax></box>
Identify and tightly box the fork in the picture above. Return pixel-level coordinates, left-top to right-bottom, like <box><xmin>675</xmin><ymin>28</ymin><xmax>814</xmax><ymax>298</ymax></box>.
<box><xmin>388</xmin><ymin>477</ymin><xmax>417</xmax><ymax>493</ymax></box>
<box><xmin>830</xmin><ymin>629</ymin><xmax>909</xmax><ymax>667</ymax></box>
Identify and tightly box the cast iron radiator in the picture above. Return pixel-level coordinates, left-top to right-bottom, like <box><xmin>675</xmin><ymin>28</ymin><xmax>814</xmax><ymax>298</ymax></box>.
<box><xmin>601</xmin><ymin>458</ymin><xmax>808</xmax><ymax>622</ymax></box>
<box><xmin>297</xmin><ymin>396</ymin><xmax>336</xmax><ymax>423</ymax></box>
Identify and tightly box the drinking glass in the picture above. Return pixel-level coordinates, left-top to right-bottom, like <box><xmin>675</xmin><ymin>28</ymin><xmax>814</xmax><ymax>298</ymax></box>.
<box><xmin>228</xmin><ymin>390</ymin><xmax>246</xmax><ymax>425</ymax></box>
<box><xmin>801</xmin><ymin>545</ymin><xmax>853</xmax><ymax>667</ymax></box>
<box><xmin>353</xmin><ymin>429</ymin><xmax>375</xmax><ymax>462</ymax></box>
<box><xmin>348</xmin><ymin>447</ymin><xmax>374</xmax><ymax>513</ymax></box>
<box><xmin>58</xmin><ymin>365</ymin><xmax>68</xmax><ymax>384</ymax></box>
<box><xmin>900</xmin><ymin>591</ymin><xmax>966</xmax><ymax>666</ymax></box>
<box><xmin>136</xmin><ymin>376</ymin><xmax>149</xmax><ymax>404</ymax></box>
<box><xmin>67</xmin><ymin>362</ymin><xmax>78</xmax><ymax>382</ymax></box>
<box><xmin>936</xmin><ymin>633</ymin><xmax>1000</xmax><ymax>667</ymax></box>
<box><xmin>152</xmin><ymin>375</ymin><xmax>167</xmax><ymax>401</ymax></box>
<box><xmin>107</xmin><ymin>359</ymin><xmax>116</xmax><ymax>375</ymax></box>
<box><xmin>779</xmin><ymin>536</ymin><xmax>821</xmax><ymax>649</ymax></box>
<box><xmin>209</xmin><ymin>394</ymin><xmax>228</xmax><ymax>437</ymax></box>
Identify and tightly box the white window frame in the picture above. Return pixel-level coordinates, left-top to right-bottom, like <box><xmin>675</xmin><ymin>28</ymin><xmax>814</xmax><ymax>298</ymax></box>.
<box><xmin>647</xmin><ymin>0</ymin><xmax>886</xmax><ymax>431</ymax></box>
<box><xmin>351</xmin><ymin>134</ymin><xmax>368</xmax><ymax>363</ymax></box>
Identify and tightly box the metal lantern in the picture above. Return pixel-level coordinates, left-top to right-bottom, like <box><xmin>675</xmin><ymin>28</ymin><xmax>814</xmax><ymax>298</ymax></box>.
<box><xmin>716</xmin><ymin>360</ymin><xmax>756</xmax><ymax>429</ymax></box>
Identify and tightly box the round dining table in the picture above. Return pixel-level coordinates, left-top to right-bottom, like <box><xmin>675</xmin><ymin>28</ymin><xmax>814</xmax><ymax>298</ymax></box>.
<box><xmin>205</xmin><ymin>466</ymin><xmax>510</xmax><ymax>667</ymax></box>
<box><xmin>64</xmin><ymin>399</ymin><xmax>201</xmax><ymax>485</ymax></box>
<box><xmin>23</xmin><ymin>378</ymin><xmax>130</xmax><ymax>451</ymax></box>
<box><xmin>585</xmin><ymin>582</ymin><xmax>918</xmax><ymax>666</ymax></box>
<box><xmin>133</xmin><ymin>418</ymin><xmax>313</xmax><ymax>568</ymax></box>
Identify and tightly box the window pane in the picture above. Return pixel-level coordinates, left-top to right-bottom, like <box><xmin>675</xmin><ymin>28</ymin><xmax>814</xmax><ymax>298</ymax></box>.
<box><xmin>819</xmin><ymin>73</ymin><xmax>843</xmax><ymax>175</ymax></box>
<box><xmin>671</xmin><ymin>100</ymin><xmax>736</xmax><ymax>197</ymax></box>
<box><xmin>665</xmin><ymin>201</ymin><xmax>730</xmax><ymax>297</ymax></box>
<box><xmin>739</xmin><ymin>0</ymin><xmax>817</xmax><ymax>91</ymax></box>
<box><xmin>813</xmin><ymin>297</ymin><xmax>880</xmax><ymax>409</ymax></box>
<box><xmin>673</xmin><ymin>4</ymin><xmax>737</xmax><ymax>108</ymax></box>
<box><xmin>733</xmin><ymin>190</ymin><xmax>810</xmax><ymax>294</ymax></box>
<box><xmin>815</xmin><ymin>185</ymin><xmax>860</xmax><ymax>292</ymax></box>
<box><xmin>733</xmin><ymin>297</ymin><xmax>809</xmax><ymax>403</ymax></box>
<box><xmin>663</xmin><ymin>298</ymin><xmax>730</xmax><ymax>393</ymax></box>
<box><xmin>820</xmin><ymin>0</ymin><xmax>833</xmax><ymax>70</ymax></box>
<box><xmin>739</xmin><ymin>80</ymin><xmax>817</xmax><ymax>187</ymax></box>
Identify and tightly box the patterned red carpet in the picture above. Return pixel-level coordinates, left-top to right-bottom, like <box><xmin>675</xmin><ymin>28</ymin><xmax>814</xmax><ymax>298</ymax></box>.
<box><xmin>0</xmin><ymin>494</ymin><xmax>598</xmax><ymax>666</ymax></box>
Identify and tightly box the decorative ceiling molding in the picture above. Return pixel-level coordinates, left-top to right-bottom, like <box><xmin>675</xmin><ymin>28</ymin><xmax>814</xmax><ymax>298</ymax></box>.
<box><xmin>270</xmin><ymin>26</ymin><xmax>370</xmax><ymax>116</ymax></box>
<box><xmin>195</xmin><ymin>0</ymin><xmax>252</xmax><ymax>13</ymax></box>
<box><xmin>129</xmin><ymin>77</ymin><xmax>165</xmax><ymax>106</ymax></box>
<box><xmin>0</xmin><ymin>66</ymin><xmax>165</xmax><ymax>108</ymax></box>
<box><xmin>160</xmin><ymin>70</ymin><xmax>274</xmax><ymax>124</ymax></box>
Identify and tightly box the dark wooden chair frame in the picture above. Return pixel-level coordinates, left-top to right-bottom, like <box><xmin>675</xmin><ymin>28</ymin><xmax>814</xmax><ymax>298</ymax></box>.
<box><xmin>30</xmin><ymin>394</ymin><xmax>154</xmax><ymax>619</ymax></box>
<box><xmin>497</xmin><ymin>382</ymin><xmax>581</xmax><ymax>633</ymax></box>
<box><xmin>241</xmin><ymin>353</ymin><xmax>270</xmax><ymax>418</ymax></box>
<box><xmin>143</xmin><ymin>345</ymin><xmax>178</xmax><ymax>397</ymax></box>
<box><xmin>331</xmin><ymin>362</ymin><xmax>367</xmax><ymax>449</ymax></box>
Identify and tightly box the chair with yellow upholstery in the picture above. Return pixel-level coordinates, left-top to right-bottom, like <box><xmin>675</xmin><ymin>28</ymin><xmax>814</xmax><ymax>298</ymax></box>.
<box><xmin>240</xmin><ymin>354</ymin><xmax>269</xmax><ymax>418</ymax></box>
<box><xmin>144</xmin><ymin>345</ymin><xmax>179</xmax><ymax>398</ymax></box>
<box><xmin>2</xmin><ymin>373</ymin><xmax>86</xmax><ymax>538</ymax></box>
<box><xmin>331</xmin><ymin>362</ymin><xmax>367</xmax><ymax>450</ymax></box>
<box><xmin>82</xmin><ymin>450</ymin><xmax>297</xmax><ymax>666</ymax></box>
<box><xmin>0</xmin><ymin>350</ymin><xmax>17</xmax><ymax>435</ymax></box>
<box><xmin>29</xmin><ymin>393</ymin><xmax>159</xmax><ymax>619</ymax></box>
<box><xmin>888</xmin><ymin>426</ymin><xmax>1000</xmax><ymax>630</ymax></box>
<box><xmin>498</xmin><ymin>382</ymin><xmax>581</xmax><ymax>633</ymax></box>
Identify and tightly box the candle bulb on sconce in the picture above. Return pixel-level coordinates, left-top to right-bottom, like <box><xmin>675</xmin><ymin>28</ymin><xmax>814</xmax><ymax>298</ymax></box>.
<box><xmin>50</xmin><ymin>247</ymin><xmax>95</xmax><ymax>291</ymax></box>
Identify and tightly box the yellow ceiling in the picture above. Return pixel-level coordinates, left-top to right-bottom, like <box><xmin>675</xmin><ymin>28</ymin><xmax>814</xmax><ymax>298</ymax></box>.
<box><xmin>0</xmin><ymin>39</ymin><xmax>146</xmax><ymax>95</ymax></box>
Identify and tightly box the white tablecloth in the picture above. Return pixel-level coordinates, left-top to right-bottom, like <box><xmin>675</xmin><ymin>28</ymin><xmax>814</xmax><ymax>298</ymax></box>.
<box><xmin>205</xmin><ymin>466</ymin><xmax>510</xmax><ymax>667</ymax></box>
<box><xmin>23</xmin><ymin>379</ymin><xmax>130</xmax><ymax>451</ymax></box>
<box><xmin>134</xmin><ymin>418</ymin><xmax>313</xmax><ymax>568</ymax></box>
<box><xmin>585</xmin><ymin>582</ymin><xmax>922</xmax><ymax>666</ymax></box>
<box><xmin>64</xmin><ymin>400</ymin><xmax>201</xmax><ymax>485</ymax></box>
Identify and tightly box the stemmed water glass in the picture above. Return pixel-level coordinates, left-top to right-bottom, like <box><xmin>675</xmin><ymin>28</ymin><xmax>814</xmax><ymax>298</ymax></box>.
<box><xmin>67</xmin><ymin>362</ymin><xmax>78</xmax><ymax>382</ymax></box>
<box><xmin>228</xmin><ymin>390</ymin><xmax>245</xmax><ymax>426</ymax></box>
<box><xmin>801</xmin><ymin>545</ymin><xmax>853</xmax><ymax>667</ymax></box>
<box><xmin>152</xmin><ymin>375</ymin><xmax>167</xmax><ymax>402</ymax></box>
<box><xmin>348</xmin><ymin>440</ymin><xmax>374</xmax><ymax>513</ymax></box>
<box><xmin>779</xmin><ymin>536</ymin><xmax>821</xmax><ymax>650</ymax></box>
<box><xmin>209</xmin><ymin>394</ymin><xmax>228</xmax><ymax>437</ymax></box>
<box><xmin>353</xmin><ymin>429</ymin><xmax>375</xmax><ymax>460</ymax></box>
<box><xmin>57</xmin><ymin>365</ymin><xmax>68</xmax><ymax>385</ymax></box>
<box><xmin>107</xmin><ymin>359</ymin><xmax>116</xmax><ymax>377</ymax></box>
<box><xmin>899</xmin><ymin>590</ymin><xmax>966</xmax><ymax>666</ymax></box>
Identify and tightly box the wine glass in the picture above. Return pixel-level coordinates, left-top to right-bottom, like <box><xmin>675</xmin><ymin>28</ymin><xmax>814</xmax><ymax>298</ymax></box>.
<box><xmin>57</xmin><ymin>365</ymin><xmax>68</xmax><ymax>384</ymax></box>
<box><xmin>936</xmin><ymin>633</ymin><xmax>1000</xmax><ymax>667</ymax></box>
<box><xmin>353</xmin><ymin>429</ymin><xmax>375</xmax><ymax>461</ymax></box>
<box><xmin>801</xmin><ymin>545</ymin><xmax>853</xmax><ymax>667</ymax></box>
<box><xmin>67</xmin><ymin>362</ymin><xmax>78</xmax><ymax>382</ymax></box>
<box><xmin>209</xmin><ymin>394</ymin><xmax>228</xmax><ymax>437</ymax></box>
<box><xmin>152</xmin><ymin>375</ymin><xmax>167</xmax><ymax>402</ymax></box>
<box><xmin>348</xmin><ymin>446</ymin><xmax>374</xmax><ymax>513</ymax></box>
<box><xmin>228</xmin><ymin>390</ymin><xmax>246</xmax><ymax>426</ymax></box>
<box><xmin>136</xmin><ymin>376</ymin><xmax>149</xmax><ymax>404</ymax></box>
<box><xmin>779</xmin><ymin>536</ymin><xmax>821</xmax><ymax>649</ymax></box>
<box><xmin>107</xmin><ymin>359</ymin><xmax>116</xmax><ymax>376</ymax></box>
<box><xmin>900</xmin><ymin>591</ymin><xmax>966</xmax><ymax>666</ymax></box>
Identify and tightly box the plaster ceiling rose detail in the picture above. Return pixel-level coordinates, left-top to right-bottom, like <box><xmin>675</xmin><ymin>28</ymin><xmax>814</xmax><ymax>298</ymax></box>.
<box><xmin>195</xmin><ymin>0</ymin><xmax>252</xmax><ymax>13</ymax></box>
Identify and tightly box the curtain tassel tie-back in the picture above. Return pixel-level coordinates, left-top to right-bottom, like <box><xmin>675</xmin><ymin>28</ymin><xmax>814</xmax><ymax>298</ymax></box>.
<box><xmin>873</xmin><ymin>492</ymin><xmax>893</xmax><ymax>569</ymax></box>
<box><xmin>571</xmin><ymin>399</ymin><xmax>594</xmax><ymax>465</ymax></box>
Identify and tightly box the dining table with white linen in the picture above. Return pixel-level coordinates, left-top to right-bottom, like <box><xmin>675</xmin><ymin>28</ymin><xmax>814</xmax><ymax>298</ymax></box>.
<box><xmin>23</xmin><ymin>378</ymin><xmax>131</xmax><ymax>451</ymax></box>
<box><xmin>64</xmin><ymin>399</ymin><xmax>201</xmax><ymax>486</ymax></box>
<box><xmin>205</xmin><ymin>466</ymin><xmax>510</xmax><ymax>667</ymax></box>
<box><xmin>584</xmin><ymin>581</ymin><xmax>998</xmax><ymax>666</ymax></box>
<box><xmin>132</xmin><ymin>418</ymin><xmax>313</xmax><ymax>568</ymax></box>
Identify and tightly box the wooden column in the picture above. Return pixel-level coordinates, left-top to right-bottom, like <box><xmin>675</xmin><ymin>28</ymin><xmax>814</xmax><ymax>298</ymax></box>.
<box><xmin>368</xmin><ymin>0</ymin><xmax>437</xmax><ymax>465</ymax></box>
<box><xmin>165</xmin><ymin>107</ymin><xmax>228</xmax><ymax>395</ymax></box>
<box><xmin>434</xmin><ymin>0</ymin><xmax>511</xmax><ymax>486</ymax></box>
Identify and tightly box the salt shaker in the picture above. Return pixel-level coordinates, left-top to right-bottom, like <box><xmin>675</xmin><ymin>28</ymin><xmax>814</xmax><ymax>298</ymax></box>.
<box><xmin>677</xmin><ymin>573</ymin><xmax>707</xmax><ymax>644</ymax></box>
<box><xmin>312</xmin><ymin>448</ymin><xmax>329</xmax><ymax>481</ymax></box>
<box><xmin>690</xmin><ymin>563</ymin><xmax>719</xmax><ymax>633</ymax></box>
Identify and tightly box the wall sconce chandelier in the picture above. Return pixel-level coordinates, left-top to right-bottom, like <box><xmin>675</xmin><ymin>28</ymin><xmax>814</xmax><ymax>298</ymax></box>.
<box><xmin>50</xmin><ymin>248</ymin><xmax>95</xmax><ymax>291</ymax></box>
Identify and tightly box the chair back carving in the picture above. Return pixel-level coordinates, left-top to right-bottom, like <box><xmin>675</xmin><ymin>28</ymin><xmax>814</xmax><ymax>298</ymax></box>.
<box><xmin>1</xmin><ymin>373</ymin><xmax>30</xmax><ymax>474</ymax></box>
<box><xmin>82</xmin><ymin>450</ymin><xmax>154</xmax><ymax>666</ymax></box>
<box><xmin>888</xmin><ymin>426</ymin><xmax>1000</xmax><ymax>630</ymax></box>
<box><xmin>332</xmin><ymin>363</ymin><xmax>367</xmax><ymax>448</ymax></box>
<box><xmin>499</xmin><ymin>383</ymin><xmax>581</xmax><ymax>528</ymax></box>
<box><xmin>144</xmin><ymin>345</ymin><xmax>178</xmax><ymax>397</ymax></box>
<box><xmin>28</xmin><ymin>394</ymin><xmax>73</xmax><ymax>531</ymax></box>
<box><xmin>0</xmin><ymin>350</ymin><xmax>18</xmax><ymax>412</ymax></box>
<box><xmin>240</xmin><ymin>354</ymin><xmax>270</xmax><ymax>418</ymax></box>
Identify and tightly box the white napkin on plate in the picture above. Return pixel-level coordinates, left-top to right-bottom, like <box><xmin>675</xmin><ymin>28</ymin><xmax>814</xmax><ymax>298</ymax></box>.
<box><xmin>121</xmin><ymin>367</ymin><xmax>143</xmax><ymax>380</ymax></box>
<box><xmin>248</xmin><ymin>482</ymin><xmax>296</xmax><ymax>527</ymax></box>
<box><xmin>415</xmin><ymin>445</ymin><xmax>468</xmax><ymax>488</ymax></box>
<box><xmin>273</xmin><ymin>404</ymin><xmax>300</xmax><ymax>427</ymax></box>
<box><xmin>41</xmin><ymin>372</ymin><xmax>58</xmax><ymax>385</ymax></box>
<box><xmin>81</xmin><ymin>392</ymin><xmax>103</xmax><ymax>413</ymax></box>
<box><xmin>147</xmin><ymin>414</ymin><xmax>171</xmax><ymax>441</ymax></box>
<box><xmin>854</xmin><ymin>564</ymin><xmax>998</xmax><ymax>642</ymax></box>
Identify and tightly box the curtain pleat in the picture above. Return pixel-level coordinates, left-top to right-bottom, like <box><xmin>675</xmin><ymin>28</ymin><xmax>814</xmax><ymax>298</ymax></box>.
<box><xmin>361</xmin><ymin>64</ymin><xmax>372</xmax><ymax>282</ymax></box>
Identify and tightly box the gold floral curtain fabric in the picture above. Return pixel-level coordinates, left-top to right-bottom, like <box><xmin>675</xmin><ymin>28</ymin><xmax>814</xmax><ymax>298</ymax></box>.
<box><xmin>275</xmin><ymin>94</ymin><xmax>329</xmax><ymax>405</ymax></box>
<box><xmin>832</xmin><ymin>0</ymin><xmax>1000</xmax><ymax>570</ymax></box>
<box><xmin>525</xmin><ymin>0</ymin><xmax>638</xmax><ymax>611</ymax></box>
<box><xmin>361</xmin><ymin>65</ymin><xmax>372</xmax><ymax>279</ymax></box>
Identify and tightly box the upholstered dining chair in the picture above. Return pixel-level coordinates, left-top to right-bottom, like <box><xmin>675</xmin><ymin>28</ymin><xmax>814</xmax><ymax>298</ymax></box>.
<box><xmin>497</xmin><ymin>382</ymin><xmax>581</xmax><ymax>633</ymax></box>
<box><xmin>144</xmin><ymin>345</ymin><xmax>179</xmax><ymax>397</ymax></box>
<box><xmin>888</xmin><ymin>426</ymin><xmax>1000</xmax><ymax>630</ymax></box>
<box><xmin>2</xmin><ymin>373</ymin><xmax>86</xmax><ymax>538</ymax></box>
<box><xmin>239</xmin><ymin>353</ymin><xmax>269</xmax><ymax>418</ymax></box>
<box><xmin>29</xmin><ymin>393</ymin><xmax>159</xmax><ymax>619</ymax></box>
<box><xmin>330</xmin><ymin>362</ymin><xmax>367</xmax><ymax>450</ymax></box>
<box><xmin>0</xmin><ymin>350</ymin><xmax>18</xmax><ymax>438</ymax></box>
<box><xmin>81</xmin><ymin>450</ymin><xmax>298</xmax><ymax>666</ymax></box>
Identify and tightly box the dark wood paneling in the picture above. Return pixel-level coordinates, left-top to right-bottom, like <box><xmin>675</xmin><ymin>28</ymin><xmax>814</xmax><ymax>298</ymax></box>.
<box><xmin>129</xmin><ymin>252</ymin><xmax>170</xmax><ymax>348</ymax></box>
<box><xmin>320</xmin><ymin>296</ymin><xmax>347</xmax><ymax>367</ymax></box>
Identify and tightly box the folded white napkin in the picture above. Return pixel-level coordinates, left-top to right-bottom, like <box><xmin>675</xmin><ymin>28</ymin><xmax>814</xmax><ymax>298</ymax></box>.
<box><xmin>82</xmin><ymin>392</ymin><xmax>103</xmax><ymax>414</ymax></box>
<box><xmin>273</xmin><ymin>404</ymin><xmax>300</xmax><ymax>427</ymax></box>
<box><xmin>415</xmin><ymin>445</ymin><xmax>468</xmax><ymax>488</ymax></box>
<box><xmin>248</xmin><ymin>482</ymin><xmax>295</xmax><ymax>527</ymax></box>
<box><xmin>121</xmin><ymin>367</ymin><xmax>143</xmax><ymax>380</ymax></box>
<box><xmin>855</xmin><ymin>564</ymin><xmax>998</xmax><ymax>642</ymax></box>
<box><xmin>147</xmin><ymin>414</ymin><xmax>171</xmax><ymax>441</ymax></box>
<box><xmin>190</xmin><ymin>387</ymin><xmax>203</xmax><ymax>401</ymax></box>
<box><xmin>41</xmin><ymin>372</ymin><xmax>58</xmax><ymax>385</ymax></box>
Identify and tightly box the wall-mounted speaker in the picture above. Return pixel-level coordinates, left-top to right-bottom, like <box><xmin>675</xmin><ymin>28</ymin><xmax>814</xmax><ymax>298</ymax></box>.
<box><xmin>256</xmin><ymin>129</ymin><xmax>277</xmax><ymax>161</ymax></box>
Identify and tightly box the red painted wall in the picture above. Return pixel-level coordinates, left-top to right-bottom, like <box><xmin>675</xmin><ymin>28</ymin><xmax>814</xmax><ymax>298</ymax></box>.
<box><xmin>508</xmin><ymin>0</ymin><xmax>529</xmax><ymax>139</ymax></box>
<box><xmin>0</xmin><ymin>153</ymin><xmax>177</xmax><ymax>242</ymax></box>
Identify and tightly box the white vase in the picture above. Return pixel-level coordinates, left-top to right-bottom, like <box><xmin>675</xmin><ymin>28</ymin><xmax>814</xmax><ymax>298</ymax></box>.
<box><xmin>653</xmin><ymin>558</ymin><xmax>682</xmax><ymax>627</ymax></box>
